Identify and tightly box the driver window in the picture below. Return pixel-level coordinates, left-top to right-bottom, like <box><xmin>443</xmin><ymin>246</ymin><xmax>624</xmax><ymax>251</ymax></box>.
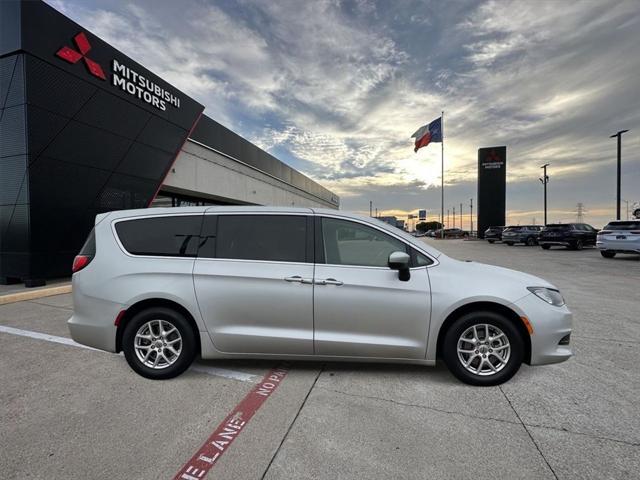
<box><xmin>321</xmin><ymin>217</ymin><xmax>407</xmax><ymax>267</ymax></box>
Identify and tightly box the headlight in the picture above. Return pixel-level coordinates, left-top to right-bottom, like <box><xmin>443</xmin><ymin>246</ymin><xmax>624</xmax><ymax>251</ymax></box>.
<box><xmin>527</xmin><ymin>287</ymin><xmax>565</xmax><ymax>306</ymax></box>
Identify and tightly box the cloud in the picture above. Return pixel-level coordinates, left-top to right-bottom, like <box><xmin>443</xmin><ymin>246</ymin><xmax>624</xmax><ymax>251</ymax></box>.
<box><xmin>47</xmin><ymin>0</ymin><xmax>640</xmax><ymax>227</ymax></box>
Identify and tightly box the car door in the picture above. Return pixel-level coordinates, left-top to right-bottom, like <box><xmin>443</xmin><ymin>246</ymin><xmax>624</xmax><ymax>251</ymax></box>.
<box><xmin>193</xmin><ymin>213</ymin><xmax>314</xmax><ymax>355</ymax></box>
<box><xmin>583</xmin><ymin>224</ymin><xmax>597</xmax><ymax>244</ymax></box>
<box><xmin>313</xmin><ymin>216</ymin><xmax>432</xmax><ymax>359</ymax></box>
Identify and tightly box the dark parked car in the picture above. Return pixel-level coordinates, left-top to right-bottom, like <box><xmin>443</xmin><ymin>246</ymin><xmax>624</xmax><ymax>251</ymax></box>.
<box><xmin>539</xmin><ymin>223</ymin><xmax>598</xmax><ymax>250</ymax></box>
<box><xmin>501</xmin><ymin>225</ymin><xmax>543</xmax><ymax>246</ymax></box>
<box><xmin>484</xmin><ymin>226</ymin><xmax>505</xmax><ymax>243</ymax></box>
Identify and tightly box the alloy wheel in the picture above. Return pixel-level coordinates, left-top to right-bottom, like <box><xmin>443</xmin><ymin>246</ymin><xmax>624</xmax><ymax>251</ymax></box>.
<box><xmin>457</xmin><ymin>324</ymin><xmax>511</xmax><ymax>376</ymax></box>
<box><xmin>134</xmin><ymin>319</ymin><xmax>182</xmax><ymax>369</ymax></box>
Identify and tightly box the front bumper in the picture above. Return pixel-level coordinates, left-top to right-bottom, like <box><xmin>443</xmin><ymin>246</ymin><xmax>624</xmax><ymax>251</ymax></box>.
<box><xmin>513</xmin><ymin>293</ymin><xmax>573</xmax><ymax>365</ymax></box>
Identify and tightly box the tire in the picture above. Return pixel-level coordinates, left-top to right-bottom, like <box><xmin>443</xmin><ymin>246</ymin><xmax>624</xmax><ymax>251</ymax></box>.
<box><xmin>541</xmin><ymin>244</ymin><xmax>551</xmax><ymax>250</ymax></box>
<box><xmin>601</xmin><ymin>250</ymin><xmax>616</xmax><ymax>258</ymax></box>
<box><xmin>488</xmin><ymin>240</ymin><xmax>495</xmax><ymax>244</ymax></box>
<box><xmin>526</xmin><ymin>237</ymin><xmax>536</xmax><ymax>247</ymax></box>
<box><xmin>505</xmin><ymin>242</ymin><xmax>514</xmax><ymax>246</ymax></box>
<box><xmin>122</xmin><ymin>307</ymin><xmax>197</xmax><ymax>380</ymax></box>
<box><xmin>442</xmin><ymin>311</ymin><xmax>524</xmax><ymax>386</ymax></box>
<box><xmin>572</xmin><ymin>239</ymin><xmax>583</xmax><ymax>251</ymax></box>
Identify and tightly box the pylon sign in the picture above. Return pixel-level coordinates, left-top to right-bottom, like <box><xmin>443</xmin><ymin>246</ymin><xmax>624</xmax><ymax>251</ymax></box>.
<box><xmin>477</xmin><ymin>147</ymin><xmax>506</xmax><ymax>238</ymax></box>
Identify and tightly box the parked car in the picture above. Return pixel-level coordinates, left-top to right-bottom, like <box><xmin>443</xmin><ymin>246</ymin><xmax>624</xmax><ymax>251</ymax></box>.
<box><xmin>501</xmin><ymin>225</ymin><xmax>542</xmax><ymax>246</ymax></box>
<box><xmin>484</xmin><ymin>226</ymin><xmax>505</xmax><ymax>243</ymax></box>
<box><xmin>433</xmin><ymin>228</ymin><xmax>469</xmax><ymax>239</ymax></box>
<box><xmin>68</xmin><ymin>207</ymin><xmax>572</xmax><ymax>386</ymax></box>
<box><xmin>596</xmin><ymin>220</ymin><xmax>640</xmax><ymax>258</ymax></box>
<box><xmin>539</xmin><ymin>223</ymin><xmax>598</xmax><ymax>250</ymax></box>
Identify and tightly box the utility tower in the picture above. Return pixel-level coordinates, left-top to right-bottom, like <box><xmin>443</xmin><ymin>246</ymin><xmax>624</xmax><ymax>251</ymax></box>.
<box><xmin>575</xmin><ymin>203</ymin><xmax>587</xmax><ymax>223</ymax></box>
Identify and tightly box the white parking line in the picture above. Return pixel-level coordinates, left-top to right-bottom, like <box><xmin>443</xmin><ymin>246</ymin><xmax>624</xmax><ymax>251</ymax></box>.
<box><xmin>0</xmin><ymin>325</ymin><xmax>257</xmax><ymax>383</ymax></box>
<box><xmin>0</xmin><ymin>324</ymin><xmax>100</xmax><ymax>350</ymax></box>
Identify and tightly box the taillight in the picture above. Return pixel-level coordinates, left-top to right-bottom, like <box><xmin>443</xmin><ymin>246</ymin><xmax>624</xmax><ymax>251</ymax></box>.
<box><xmin>72</xmin><ymin>255</ymin><xmax>93</xmax><ymax>273</ymax></box>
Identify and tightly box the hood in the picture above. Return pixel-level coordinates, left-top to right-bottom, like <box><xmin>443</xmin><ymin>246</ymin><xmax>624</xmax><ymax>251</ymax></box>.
<box><xmin>430</xmin><ymin>254</ymin><xmax>557</xmax><ymax>305</ymax></box>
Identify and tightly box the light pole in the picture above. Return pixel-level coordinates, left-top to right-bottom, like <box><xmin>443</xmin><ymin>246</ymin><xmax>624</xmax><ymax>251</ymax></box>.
<box><xmin>453</xmin><ymin>206</ymin><xmax>456</xmax><ymax>229</ymax></box>
<box><xmin>447</xmin><ymin>209</ymin><xmax>450</xmax><ymax>227</ymax></box>
<box><xmin>470</xmin><ymin>198</ymin><xmax>473</xmax><ymax>234</ymax></box>
<box><xmin>610</xmin><ymin>130</ymin><xmax>629</xmax><ymax>220</ymax></box>
<box><xmin>369</xmin><ymin>200</ymin><xmax>373</xmax><ymax>217</ymax></box>
<box><xmin>539</xmin><ymin>164</ymin><xmax>550</xmax><ymax>225</ymax></box>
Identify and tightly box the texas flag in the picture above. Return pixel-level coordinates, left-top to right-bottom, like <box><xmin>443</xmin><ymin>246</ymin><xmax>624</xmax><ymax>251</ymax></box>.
<box><xmin>411</xmin><ymin>117</ymin><xmax>442</xmax><ymax>152</ymax></box>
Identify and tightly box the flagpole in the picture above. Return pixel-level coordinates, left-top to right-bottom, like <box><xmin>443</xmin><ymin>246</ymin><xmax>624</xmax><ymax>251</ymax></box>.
<box><xmin>441</xmin><ymin>110</ymin><xmax>444</xmax><ymax>239</ymax></box>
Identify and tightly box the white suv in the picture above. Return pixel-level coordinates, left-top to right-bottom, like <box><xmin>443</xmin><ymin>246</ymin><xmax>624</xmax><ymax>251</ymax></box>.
<box><xmin>68</xmin><ymin>206</ymin><xmax>572</xmax><ymax>386</ymax></box>
<box><xmin>597</xmin><ymin>220</ymin><xmax>640</xmax><ymax>258</ymax></box>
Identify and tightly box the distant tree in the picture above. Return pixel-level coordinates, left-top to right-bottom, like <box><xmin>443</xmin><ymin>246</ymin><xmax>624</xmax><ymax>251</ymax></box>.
<box><xmin>416</xmin><ymin>221</ymin><xmax>443</xmax><ymax>232</ymax></box>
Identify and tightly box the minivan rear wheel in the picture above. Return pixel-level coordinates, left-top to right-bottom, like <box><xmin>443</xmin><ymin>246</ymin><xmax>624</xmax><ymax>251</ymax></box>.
<box><xmin>442</xmin><ymin>311</ymin><xmax>524</xmax><ymax>386</ymax></box>
<box><xmin>122</xmin><ymin>307</ymin><xmax>196</xmax><ymax>379</ymax></box>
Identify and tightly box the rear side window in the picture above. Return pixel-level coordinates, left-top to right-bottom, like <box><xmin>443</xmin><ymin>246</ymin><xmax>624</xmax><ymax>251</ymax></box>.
<box><xmin>215</xmin><ymin>215</ymin><xmax>307</xmax><ymax>262</ymax></box>
<box><xmin>79</xmin><ymin>228</ymin><xmax>96</xmax><ymax>256</ymax></box>
<box><xmin>545</xmin><ymin>224</ymin><xmax>571</xmax><ymax>231</ymax></box>
<box><xmin>115</xmin><ymin>215</ymin><xmax>202</xmax><ymax>257</ymax></box>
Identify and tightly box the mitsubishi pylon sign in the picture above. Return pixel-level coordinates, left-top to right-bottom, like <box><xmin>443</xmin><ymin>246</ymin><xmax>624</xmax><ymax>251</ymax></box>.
<box><xmin>477</xmin><ymin>147</ymin><xmax>506</xmax><ymax>238</ymax></box>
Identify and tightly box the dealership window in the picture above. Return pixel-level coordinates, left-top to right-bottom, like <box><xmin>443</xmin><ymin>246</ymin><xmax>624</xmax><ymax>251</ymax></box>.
<box><xmin>150</xmin><ymin>191</ymin><xmax>236</xmax><ymax>208</ymax></box>
<box><xmin>212</xmin><ymin>215</ymin><xmax>307</xmax><ymax>263</ymax></box>
<box><xmin>115</xmin><ymin>215</ymin><xmax>202</xmax><ymax>257</ymax></box>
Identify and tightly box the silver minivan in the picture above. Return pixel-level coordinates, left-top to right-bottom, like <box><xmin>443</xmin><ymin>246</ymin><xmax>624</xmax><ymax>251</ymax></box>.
<box><xmin>68</xmin><ymin>207</ymin><xmax>572</xmax><ymax>386</ymax></box>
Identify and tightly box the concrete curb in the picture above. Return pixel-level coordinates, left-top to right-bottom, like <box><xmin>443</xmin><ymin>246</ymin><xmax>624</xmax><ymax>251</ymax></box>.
<box><xmin>0</xmin><ymin>284</ymin><xmax>72</xmax><ymax>305</ymax></box>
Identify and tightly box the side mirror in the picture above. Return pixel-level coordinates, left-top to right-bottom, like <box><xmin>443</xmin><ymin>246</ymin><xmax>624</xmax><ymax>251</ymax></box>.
<box><xmin>388</xmin><ymin>251</ymin><xmax>411</xmax><ymax>281</ymax></box>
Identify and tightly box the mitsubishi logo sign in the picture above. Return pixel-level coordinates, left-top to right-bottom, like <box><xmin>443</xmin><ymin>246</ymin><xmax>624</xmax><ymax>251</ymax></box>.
<box><xmin>55</xmin><ymin>31</ymin><xmax>180</xmax><ymax>111</ymax></box>
<box><xmin>482</xmin><ymin>149</ymin><xmax>504</xmax><ymax>170</ymax></box>
<box><xmin>56</xmin><ymin>32</ymin><xmax>106</xmax><ymax>80</ymax></box>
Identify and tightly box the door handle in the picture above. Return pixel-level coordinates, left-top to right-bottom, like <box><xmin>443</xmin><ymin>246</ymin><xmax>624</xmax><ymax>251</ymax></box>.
<box><xmin>316</xmin><ymin>278</ymin><xmax>343</xmax><ymax>286</ymax></box>
<box><xmin>284</xmin><ymin>276</ymin><xmax>313</xmax><ymax>284</ymax></box>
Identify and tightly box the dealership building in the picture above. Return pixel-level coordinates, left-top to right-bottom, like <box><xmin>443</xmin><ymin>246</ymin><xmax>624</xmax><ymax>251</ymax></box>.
<box><xmin>0</xmin><ymin>0</ymin><xmax>339</xmax><ymax>286</ymax></box>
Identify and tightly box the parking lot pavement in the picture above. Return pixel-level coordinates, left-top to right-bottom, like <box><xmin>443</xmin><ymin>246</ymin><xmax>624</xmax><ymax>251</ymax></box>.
<box><xmin>1</xmin><ymin>241</ymin><xmax>639</xmax><ymax>479</ymax></box>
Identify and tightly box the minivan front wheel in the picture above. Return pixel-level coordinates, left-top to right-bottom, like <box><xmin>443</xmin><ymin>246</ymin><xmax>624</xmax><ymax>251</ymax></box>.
<box><xmin>443</xmin><ymin>311</ymin><xmax>524</xmax><ymax>386</ymax></box>
<box><xmin>122</xmin><ymin>307</ymin><xmax>196</xmax><ymax>379</ymax></box>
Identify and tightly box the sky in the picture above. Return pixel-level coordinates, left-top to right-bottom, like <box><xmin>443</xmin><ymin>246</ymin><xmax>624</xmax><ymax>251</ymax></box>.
<box><xmin>47</xmin><ymin>0</ymin><xmax>640</xmax><ymax>228</ymax></box>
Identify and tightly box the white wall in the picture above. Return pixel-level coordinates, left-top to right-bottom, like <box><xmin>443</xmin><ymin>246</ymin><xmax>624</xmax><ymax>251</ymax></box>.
<box><xmin>162</xmin><ymin>140</ymin><xmax>338</xmax><ymax>209</ymax></box>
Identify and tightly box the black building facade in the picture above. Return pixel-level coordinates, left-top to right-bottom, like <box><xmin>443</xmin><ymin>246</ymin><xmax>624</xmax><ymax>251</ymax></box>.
<box><xmin>1</xmin><ymin>0</ymin><xmax>337</xmax><ymax>286</ymax></box>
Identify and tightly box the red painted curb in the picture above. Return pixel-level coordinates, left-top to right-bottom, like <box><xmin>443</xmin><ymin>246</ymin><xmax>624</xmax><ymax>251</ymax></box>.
<box><xmin>173</xmin><ymin>363</ymin><xmax>290</xmax><ymax>480</ymax></box>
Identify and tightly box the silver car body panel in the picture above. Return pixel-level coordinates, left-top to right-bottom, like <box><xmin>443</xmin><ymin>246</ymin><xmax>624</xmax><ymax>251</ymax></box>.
<box><xmin>68</xmin><ymin>206</ymin><xmax>572</xmax><ymax>368</ymax></box>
